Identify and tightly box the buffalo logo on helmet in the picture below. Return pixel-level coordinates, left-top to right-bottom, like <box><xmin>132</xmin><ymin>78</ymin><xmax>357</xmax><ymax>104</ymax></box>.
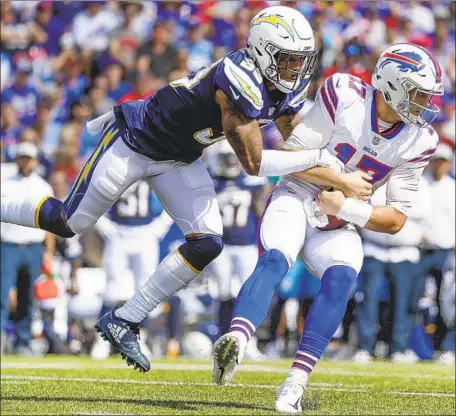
<box><xmin>379</xmin><ymin>50</ymin><xmax>426</xmax><ymax>73</ymax></box>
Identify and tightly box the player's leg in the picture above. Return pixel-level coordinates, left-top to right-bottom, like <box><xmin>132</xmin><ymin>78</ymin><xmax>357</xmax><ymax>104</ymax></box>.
<box><xmin>275</xmin><ymin>226</ymin><xmax>363</xmax><ymax>413</ymax></box>
<box><xmin>232</xmin><ymin>244</ymin><xmax>264</xmax><ymax>360</ymax></box>
<box><xmin>389</xmin><ymin>261</ymin><xmax>417</xmax><ymax>362</ymax></box>
<box><xmin>213</xmin><ymin>184</ymin><xmax>307</xmax><ymax>386</ymax></box>
<box><xmin>113</xmin><ymin>158</ymin><xmax>223</xmax><ymax>320</ymax></box>
<box><xmin>91</xmin><ymin>234</ymin><xmax>127</xmax><ymax>360</ymax></box>
<box><xmin>96</xmin><ymin>158</ymin><xmax>223</xmax><ymax>371</ymax></box>
<box><xmin>354</xmin><ymin>257</ymin><xmax>385</xmax><ymax>361</ymax></box>
<box><xmin>129</xmin><ymin>235</ymin><xmax>160</xmax><ymax>358</ymax></box>
<box><xmin>1</xmin><ymin>118</ymin><xmax>148</xmax><ymax>238</ymax></box>
<box><xmin>208</xmin><ymin>247</ymin><xmax>234</xmax><ymax>335</ymax></box>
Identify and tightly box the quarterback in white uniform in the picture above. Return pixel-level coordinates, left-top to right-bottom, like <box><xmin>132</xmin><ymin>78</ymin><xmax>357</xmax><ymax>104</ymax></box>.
<box><xmin>212</xmin><ymin>43</ymin><xmax>444</xmax><ymax>413</ymax></box>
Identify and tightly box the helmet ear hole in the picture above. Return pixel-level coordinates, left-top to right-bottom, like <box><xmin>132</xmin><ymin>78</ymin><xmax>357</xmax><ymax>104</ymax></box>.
<box><xmin>387</xmin><ymin>81</ymin><xmax>397</xmax><ymax>91</ymax></box>
<box><xmin>255</xmin><ymin>47</ymin><xmax>263</xmax><ymax>57</ymax></box>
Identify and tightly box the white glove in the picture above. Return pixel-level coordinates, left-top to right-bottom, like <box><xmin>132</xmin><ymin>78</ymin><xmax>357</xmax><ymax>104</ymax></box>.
<box><xmin>86</xmin><ymin>109</ymin><xmax>114</xmax><ymax>135</ymax></box>
<box><xmin>317</xmin><ymin>149</ymin><xmax>344</xmax><ymax>173</ymax></box>
<box><xmin>303</xmin><ymin>196</ymin><xmax>329</xmax><ymax>228</ymax></box>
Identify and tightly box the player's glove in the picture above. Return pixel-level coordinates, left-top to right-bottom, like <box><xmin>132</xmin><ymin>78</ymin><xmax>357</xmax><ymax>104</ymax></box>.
<box><xmin>303</xmin><ymin>196</ymin><xmax>329</xmax><ymax>229</ymax></box>
<box><xmin>317</xmin><ymin>149</ymin><xmax>344</xmax><ymax>173</ymax></box>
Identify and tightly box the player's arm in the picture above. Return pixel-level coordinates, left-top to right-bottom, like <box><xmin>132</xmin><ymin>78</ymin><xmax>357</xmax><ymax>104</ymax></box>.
<box><xmin>215</xmin><ymin>89</ymin><xmax>324</xmax><ymax>177</ymax></box>
<box><xmin>315</xmin><ymin>160</ymin><xmax>430</xmax><ymax>234</ymax></box>
<box><xmin>275</xmin><ymin>113</ymin><xmax>301</xmax><ymax>141</ymax></box>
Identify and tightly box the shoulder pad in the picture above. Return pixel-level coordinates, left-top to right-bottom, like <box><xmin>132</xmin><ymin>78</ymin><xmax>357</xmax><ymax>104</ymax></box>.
<box><xmin>317</xmin><ymin>73</ymin><xmax>369</xmax><ymax>124</ymax></box>
<box><xmin>215</xmin><ymin>50</ymin><xmax>264</xmax><ymax>118</ymax></box>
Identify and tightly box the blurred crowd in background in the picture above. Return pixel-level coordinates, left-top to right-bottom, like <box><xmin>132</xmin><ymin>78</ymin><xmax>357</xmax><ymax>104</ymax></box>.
<box><xmin>1</xmin><ymin>1</ymin><xmax>455</xmax><ymax>364</ymax></box>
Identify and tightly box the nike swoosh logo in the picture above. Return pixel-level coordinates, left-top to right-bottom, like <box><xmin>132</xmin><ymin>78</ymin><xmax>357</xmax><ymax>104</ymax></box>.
<box><xmin>229</xmin><ymin>86</ymin><xmax>240</xmax><ymax>100</ymax></box>
<box><xmin>336</xmin><ymin>78</ymin><xmax>341</xmax><ymax>88</ymax></box>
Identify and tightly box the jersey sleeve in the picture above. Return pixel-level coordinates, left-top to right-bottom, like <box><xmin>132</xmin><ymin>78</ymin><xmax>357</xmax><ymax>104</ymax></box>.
<box><xmin>214</xmin><ymin>56</ymin><xmax>264</xmax><ymax>119</ymax></box>
<box><xmin>386</xmin><ymin>127</ymin><xmax>439</xmax><ymax>216</ymax></box>
<box><xmin>316</xmin><ymin>74</ymin><xmax>341</xmax><ymax>125</ymax></box>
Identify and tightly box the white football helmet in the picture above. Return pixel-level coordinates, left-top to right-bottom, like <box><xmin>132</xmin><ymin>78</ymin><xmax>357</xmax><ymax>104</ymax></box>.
<box><xmin>372</xmin><ymin>43</ymin><xmax>444</xmax><ymax>127</ymax></box>
<box><xmin>247</xmin><ymin>6</ymin><xmax>318</xmax><ymax>93</ymax></box>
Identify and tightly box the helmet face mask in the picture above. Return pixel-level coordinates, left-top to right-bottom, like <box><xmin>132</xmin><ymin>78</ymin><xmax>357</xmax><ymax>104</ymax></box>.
<box><xmin>396</xmin><ymin>81</ymin><xmax>442</xmax><ymax>127</ymax></box>
<box><xmin>372</xmin><ymin>43</ymin><xmax>444</xmax><ymax>128</ymax></box>
<box><xmin>247</xmin><ymin>6</ymin><xmax>318</xmax><ymax>93</ymax></box>
<box><xmin>263</xmin><ymin>43</ymin><xmax>319</xmax><ymax>92</ymax></box>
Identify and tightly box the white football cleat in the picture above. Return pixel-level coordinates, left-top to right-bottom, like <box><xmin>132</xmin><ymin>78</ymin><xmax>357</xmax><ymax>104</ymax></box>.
<box><xmin>275</xmin><ymin>378</ymin><xmax>306</xmax><ymax>413</ymax></box>
<box><xmin>391</xmin><ymin>349</ymin><xmax>419</xmax><ymax>364</ymax></box>
<box><xmin>437</xmin><ymin>351</ymin><xmax>455</xmax><ymax>365</ymax></box>
<box><xmin>90</xmin><ymin>333</ymin><xmax>111</xmax><ymax>360</ymax></box>
<box><xmin>352</xmin><ymin>349</ymin><xmax>372</xmax><ymax>363</ymax></box>
<box><xmin>244</xmin><ymin>337</ymin><xmax>266</xmax><ymax>361</ymax></box>
<box><xmin>212</xmin><ymin>333</ymin><xmax>244</xmax><ymax>386</ymax></box>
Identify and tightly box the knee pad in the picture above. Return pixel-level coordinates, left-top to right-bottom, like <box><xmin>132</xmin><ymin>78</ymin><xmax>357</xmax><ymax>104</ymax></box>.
<box><xmin>179</xmin><ymin>234</ymin><xmax>223</xmax><ymax>272</ymax></box>
<box><xmin>321</xmin><ymin>265</ymin><xmax>357</xmax><ymax>303</ymax></box>
<box><xmin>38</xmin><ymin>198</ymin><xmax>75</xmax><ymax>238</ymax></box>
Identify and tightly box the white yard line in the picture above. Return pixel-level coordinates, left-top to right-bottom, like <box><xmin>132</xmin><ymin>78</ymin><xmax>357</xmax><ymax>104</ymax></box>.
<box><xmin>1</xmin><ymin>361</ymin><xmax>454</xmax><ymax>380</ymax></box>
<box><xmin>386</xmin><ymin>391</ymin><xmax>455</xmax><ymax>397</ymax></box>
<box><xmin>2</xmin><ymin>375</ymin><xmax>454</xmax><ymax>398</ymax></box>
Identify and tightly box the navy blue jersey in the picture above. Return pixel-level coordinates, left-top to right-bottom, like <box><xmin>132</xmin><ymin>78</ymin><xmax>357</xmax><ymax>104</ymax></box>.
<box><xmin>214</xmin><ymin>174</ymin><xmax>266</xmax><ymax>246</ymax></box>
<box><xmin>108</xmin><ymin>180</ymin><xmax>162</xmax><ymax>226</ymax></box>
<box><xmin>115</xmin><ymin>48</ymin><xmax>309</xmax><ymax>163</ymax></box>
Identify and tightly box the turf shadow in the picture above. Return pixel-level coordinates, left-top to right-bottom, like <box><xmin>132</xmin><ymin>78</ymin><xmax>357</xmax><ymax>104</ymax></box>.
<box><xmin>3</xmin><ymin>395</ymin><xmax>274</xmax><ymax>413</ymax></box>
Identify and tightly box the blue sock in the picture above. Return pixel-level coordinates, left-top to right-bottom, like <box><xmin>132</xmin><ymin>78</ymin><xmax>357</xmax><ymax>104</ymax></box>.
<box><xmin>167</xmin><ymin>295</ymin><xmax>181</xmax><ymax>340</ymax></box>
<box><xmin>99</xmin><ymin>303</ymin><xmax>112</xmax><ymax>319</ymax></box>
<box><xmin>38</xmin><ymin>197</ymin><xmax>75</xmax><ymax>238</ymax></box>
<box><xmin>230</xmin><ymin>249</ymin><xmax>289</xmax><ymax>341</ymax></box>
<box><xmin>218</xmin><ymin>299</ymin><xmax>235</xmax><ymax>335</ymax></box>
<box><xmin>292</xmin><ymin>265</ymin><xmax>357</xmax><ymax>375</ymax></box>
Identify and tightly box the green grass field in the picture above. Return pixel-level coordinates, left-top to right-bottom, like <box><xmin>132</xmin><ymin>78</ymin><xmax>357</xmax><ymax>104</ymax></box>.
<box><xmin>1</xmin><ymin>355</ymin><xmax>454</xmax><ymax>415</ymax></box>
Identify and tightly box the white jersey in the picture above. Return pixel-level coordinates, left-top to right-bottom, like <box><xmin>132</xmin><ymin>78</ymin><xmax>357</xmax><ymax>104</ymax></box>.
<box><xmin>282</xmin><ymin>72</ymin><xmax>439</xmax><ymax>216</ymax></box>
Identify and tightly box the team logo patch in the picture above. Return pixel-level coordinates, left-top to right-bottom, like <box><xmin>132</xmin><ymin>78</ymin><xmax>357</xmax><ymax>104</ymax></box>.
<box><xmin>250</xmin><ymin>15</ymin><xmax>295</xmax><ymax>41</ymax></box>
<box><xmin>380</xmin><ymin>50</ymin><xmax>425</xmax><ymax>74</ymax></box>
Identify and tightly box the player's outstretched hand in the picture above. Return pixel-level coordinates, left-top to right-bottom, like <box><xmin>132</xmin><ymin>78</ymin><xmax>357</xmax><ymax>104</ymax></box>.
<box><xmin>338</xmin><ymin>171</ymin><xmax>372</xmax><ymax>201</ymax></box>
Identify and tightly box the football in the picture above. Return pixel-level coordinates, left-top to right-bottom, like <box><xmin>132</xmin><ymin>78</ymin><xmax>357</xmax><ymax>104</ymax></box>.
<box><xmin>317</xmin><ymin>187</ymin><xmax>348</xmax><ymax>231</ymax></box>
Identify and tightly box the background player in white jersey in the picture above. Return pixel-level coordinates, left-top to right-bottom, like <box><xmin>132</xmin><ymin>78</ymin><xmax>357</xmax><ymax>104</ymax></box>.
<box><xmin>90</xmin><ymin>179</ymin><xmax>173</xmax><ymax>360</ymax></box>
<box><xmin>206</xmin><ymin>140</ymin><xmax>268</xmax><ymax>359</ymax></box>
<box><xmin>1</xmin><ymin>6</ymin><xmax>366</xmax><ymax>372</ymax></box>
<box><xmin>211</xmin><ymin>43</ymin><xmax>444</xmax><ymax>413</ymax></box>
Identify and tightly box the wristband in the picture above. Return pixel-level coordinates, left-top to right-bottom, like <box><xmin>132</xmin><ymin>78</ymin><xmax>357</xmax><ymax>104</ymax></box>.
<box><xmin>336</xmin><ymin>198</ymin><xmax>373</xmax><ymax>227</ymax></box>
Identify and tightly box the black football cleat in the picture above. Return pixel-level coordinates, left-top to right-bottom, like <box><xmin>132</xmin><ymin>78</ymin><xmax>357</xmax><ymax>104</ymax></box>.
<box><xmin>94</xmin><ymin>308</ymin><xmax>150</xmax><ymax>373</ymax></box>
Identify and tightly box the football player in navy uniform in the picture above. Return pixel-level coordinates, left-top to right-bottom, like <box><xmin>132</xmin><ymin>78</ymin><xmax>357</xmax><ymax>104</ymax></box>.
<box><xmin>2</xmin><ymin>6</ymin><xmax>364</xmax><ymax>372</ymax></box>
